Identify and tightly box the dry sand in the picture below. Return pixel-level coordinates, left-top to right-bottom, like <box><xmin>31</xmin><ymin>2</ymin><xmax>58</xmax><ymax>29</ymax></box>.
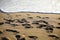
<box><xmin>0</xmin><ymin>12</ymin><xmax>60</xmax><ymax>40</ymax></box>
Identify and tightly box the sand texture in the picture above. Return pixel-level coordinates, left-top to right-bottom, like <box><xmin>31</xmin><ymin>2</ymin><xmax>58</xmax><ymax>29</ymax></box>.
<box><xmin>0</xmin><ymin>12</ymin><xmax>60</xmax><ymax>40</ymax></box>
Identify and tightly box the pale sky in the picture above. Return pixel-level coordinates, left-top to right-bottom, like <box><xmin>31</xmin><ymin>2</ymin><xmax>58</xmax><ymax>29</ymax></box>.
<box><xmin>0</xmin><ymin>0</ymin><xmax>60</xmax><ymax>13</ymax></box>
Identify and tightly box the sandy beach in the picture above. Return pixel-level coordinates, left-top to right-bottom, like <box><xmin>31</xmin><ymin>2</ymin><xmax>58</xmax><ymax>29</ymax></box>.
<box><xmin>0</xmin><ymin>12</ymin><xmax>60</xmax><ymax>40</ymax></box>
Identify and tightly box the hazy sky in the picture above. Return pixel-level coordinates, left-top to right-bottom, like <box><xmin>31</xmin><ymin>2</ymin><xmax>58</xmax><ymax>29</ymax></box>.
<box><xmin>0</xmin><ymin>0</ymin><xmax>60</xmax><ymax>13</ymax></box>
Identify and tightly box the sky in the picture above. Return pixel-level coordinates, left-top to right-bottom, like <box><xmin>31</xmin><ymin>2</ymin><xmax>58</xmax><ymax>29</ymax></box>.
<box><xmin>0</xmin><ymin>0</ymin><xmax>60</xmax><ymax>13</ymax></box>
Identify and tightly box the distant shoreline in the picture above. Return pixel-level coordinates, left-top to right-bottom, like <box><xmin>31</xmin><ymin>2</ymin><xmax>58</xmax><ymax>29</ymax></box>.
<box><xmin>0</xmin><ymin>11</ymin><xmax>60</xmax><ymax>14</ymax></box>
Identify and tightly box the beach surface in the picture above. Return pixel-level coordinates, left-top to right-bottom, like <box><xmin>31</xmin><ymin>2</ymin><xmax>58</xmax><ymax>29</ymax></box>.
<box><xmin>0</xmin><ymin>12</ymin><xmax>60</xmax><ymax>40</ymax></box>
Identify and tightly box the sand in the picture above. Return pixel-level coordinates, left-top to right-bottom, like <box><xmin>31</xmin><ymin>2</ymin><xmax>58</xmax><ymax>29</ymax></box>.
<box><xmin>0</xmin><ymin>12</ymin><xmax>60</xmax><ymax>40</ymax></box>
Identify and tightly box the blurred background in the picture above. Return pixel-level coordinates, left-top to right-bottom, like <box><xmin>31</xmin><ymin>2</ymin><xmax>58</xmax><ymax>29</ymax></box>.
<box><xmin>0</xmin><ymin>0</ymin><xmax>60</xmax><ymax>13</ymax></box>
